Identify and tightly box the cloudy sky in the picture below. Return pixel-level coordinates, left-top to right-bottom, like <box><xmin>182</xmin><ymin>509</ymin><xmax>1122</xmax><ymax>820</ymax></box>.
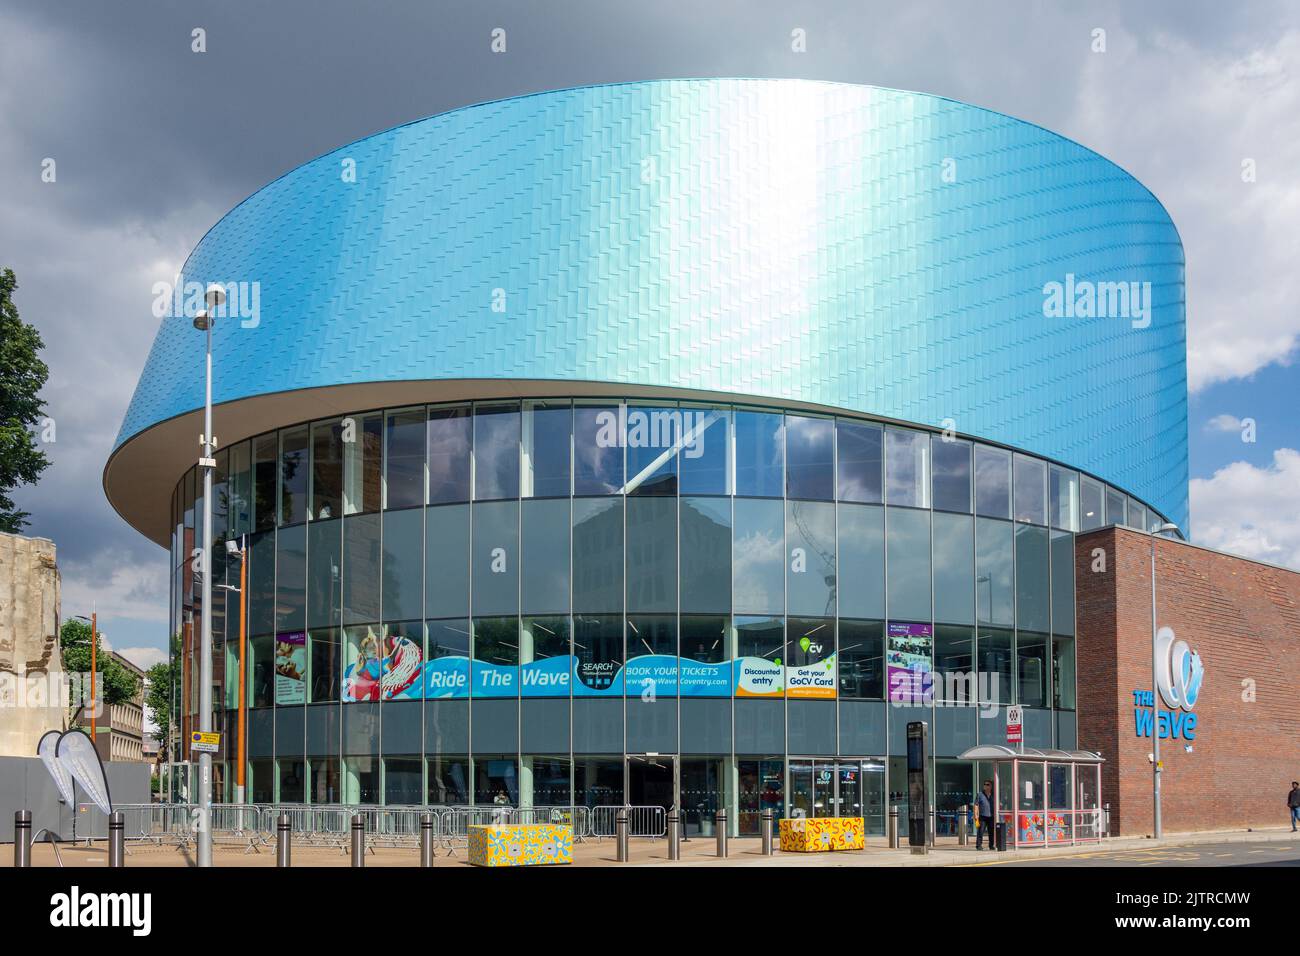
<box><xmin>3</xmin><ymin>0</ymin><xmax>1298</xmax><ymax>668</ymax></box>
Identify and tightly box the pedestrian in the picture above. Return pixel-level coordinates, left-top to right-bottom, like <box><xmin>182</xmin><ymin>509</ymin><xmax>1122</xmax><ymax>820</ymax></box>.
<box><xmin>975</xmin><ymin>779</ymin><xmax>996</xmax><ymax>850</ymax></box>
<box><xmin>1288</xmin><ymin>781</ymin><xmax>1300</xmax><ymax>832</ymax></box>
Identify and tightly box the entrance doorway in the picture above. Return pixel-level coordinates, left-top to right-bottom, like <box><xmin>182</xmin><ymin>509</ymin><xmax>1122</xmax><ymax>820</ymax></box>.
<box><xmin>626</xmin><ymin>754</ymin><xmax>676</xmax><ymax>814</ymax></box>
<box><xmin>789</xmin><ymin>758</ymin><xmax>886</xmax><ymax>834</ymax></box>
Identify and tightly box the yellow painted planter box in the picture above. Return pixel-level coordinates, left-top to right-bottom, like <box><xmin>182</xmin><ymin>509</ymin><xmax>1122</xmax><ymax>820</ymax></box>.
<box><xmin>778</xmin><ymin>817</ymin><xmax>865</xmax><ymax>852</ymax></box>
<box><xmin>467</xmin><ymin>823</ymin><xmax>574</xmax><ymax>867</ymax></box>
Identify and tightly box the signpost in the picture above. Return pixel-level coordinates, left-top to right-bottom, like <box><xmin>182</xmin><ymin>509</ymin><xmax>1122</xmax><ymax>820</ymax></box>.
<box><xmin>190</xmin><ymin>731</ymin><xmax>220</xmax><ymax>755</ymax></box>
<box><xmin>1006</xmin><ymin>705</ymin><xmax>1023</xmax><ymax>746</ymax></box>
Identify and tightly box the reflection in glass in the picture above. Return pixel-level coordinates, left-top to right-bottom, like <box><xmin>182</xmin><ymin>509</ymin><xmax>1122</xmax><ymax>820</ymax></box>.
<box><xmin>385</xmin><ymin>407</ymin><xmax>426</xmax><ymax>509</ymax></box>
<box><xmin>974</xmin><ymin>445</ymin><xmax>1010</xmax><ymax>519</ymax></box>
<box><xmin>572</xmin><ymin>497</ymin><xmax>623</xmax><ymax>612</ymax></box>
<box><xmin>679</xmin><ymin>406</ymin><xmax>730</xmax><ymax>495</ymax></box>
<box><xmin>344</xmin><ymin>413</ymin><xmax>382</xmax><ymax>515</ymax></box>
<box><xmin>734</xmin><ymin>411</ymin><xmax>783</xmax><ymax>497</ymax></box>
<box><xmin>733</xmin><ymin>616</ymin><xmax>784</xmax><ymax>663</ymax></box>
<box><xmin>885</xmin><ymin>429</ymin><xmax>929</xmax><ymax>508</ymax></box>
<box><xmin>977</xmin><ymin>627</ymin><xmax>1013</xmax><ymax>708</ymax></box>
<box><xmin>427</xmin><ymin>406</ymin><xmax>471</xmax><ymax>504</ymax></box>
<box><xmin>933</xmin><ymin>625</ymin><xmax>974</xmax><ymax>703</ymax></box>
<box><xmin>428</xmin><ymin>755</ymin><xmax>470</xmax><ymax>805</ymax></box>
<box><xmin>309</xmin><ymin>626</ymin><xmax>340</xmax><ymax>702</ymax></box>
<box><xmin>680</xmin><ymin>614</ymin><xmax>727</xmax><ymax>664</ymax></box>
<box><xmin>381</xmin><ymin>507</ymin><xmax>423</xmax><ymax>623</ymax></box>
<box><xmin>522</xmin><ymin>616</ymin><xmax>570</xmax><ymax>661</ymax></box>
<box><xmin>521</xmin><ymin>499</ymin><xmax>570</xmax><ymax>614</ymax></box>
<box><xmin>785</xmin><ymin>415</ymin><xmax>834</xmax><ymax>500</ymax></box>
<box><xmin>311</xmin><ymin>419</ymin><xmax>344</xmax><ymax>520</ymax></box>
<box><xmin>625</xmin><ymin>405</ymin><xmax>678</xmax><ymax>495</ymax></box>
<box><xmin>627</xmin><ymin>615</ymin><xmax>676</xmax><ymax>658</ymax></box>
<box><xmin>1017</xmin><ymin>631</ymin><xmax>1049</xmax><ymax>708</ymax></box>
<box><xmin>886</xmin><ymin>507</ymin><xmax>931</xmax><ymax>622</ymax></box>
<box><xmin>836</xmin><ymin>420</ymin><xmax>882</xmax><ymax>503</ymax></box>
<box><xmin>280</xmin><ymin>426</ymin><xmax>309</xmax><ymax>526</ymax></box>
<box><xmin>975</xmin><ymin>517</ymin><xmax>1014</xmax><ymax>627</ymax></box>
<box><xmin>1052</xmin><ymin>636</ymin><xmax>1076</xmax><ymax>710</ymax></box>
<box><xmin>1080</xmin><ymin>476</ymin><xmax>1104</xmax><ymax>531</ymax></box>
<box><xmin>425</xmin><ymin>504</ymin><xmax>469</xmax><ymax>618</ymax></box>
<box><xmin>1015</xmin><ymin>524</ymin><xmax>1050</xmax><ymax>633</ymax></box>
<box><xmin>471</xmin><ymin>500</ymin><xmax>519</xmax><ymax>616</ymax></box>
<box><xmin>1105</xmin><ymin>488</ymin><xmax>1126</xmax><ymax>527</ymax></box>
<box><xmin>1049</xmin><ymin>467</ymin><xmax>1079</xmax><ymax>531</ymax></box>
<box><xmin>574</xmin><ymin>404</ymin><xmax>622</xmax><ymax>495</ymax></box>
<box><xmin>932</xmin><ymin>512</ymin><xmax>974</xmax><ymax>625</ymax></box>
<box><xmin>473</xmin><ymin>617</ymin><xmax>519</xmax><ymax>665</ymax></box>
<box><xmin>931</xmin><ymin>437</ymin><xmax>972</xmax><ymax>513</ymax></box>
<box><xmin>837</xmin><ymin>619</ymin><xmax>884</xmax><ymax>699</ymax></box>
<box><xmin>1013</xmin><ymin>455</ymin><xmax>1047</xmax><ymax>526</ymax></box>
<box><xmin>627</xmin><ymin>496</ymin><xmax>676</xmax><ymax>612</ymax></box>
<box><xmin>837</xmin><ymin>504</ymin><xmax>884</xmax><ymax>619</ymax></box>
<box><xmin>787</xmin><ymin>500</ymin><xmax>836</xmax><ymax>617</ymax></box>
<box><xmin>733</xmin><ymin>498</ymin><xmax>784</xmax><ymax>615</ymax></box>
<box><xmin>473</xmin><ymin>404</ymin><xmax>520</xmax><ymax>501</ymax></box>
<box><xmin>522</xmin><ymin>400</ymin><xmax>571</xmax><ymax>498</ymax></box>
<box><xmin>680</xmin><ymin>497</ymin><xmax>731</xmax><ymax>613</ymax></box>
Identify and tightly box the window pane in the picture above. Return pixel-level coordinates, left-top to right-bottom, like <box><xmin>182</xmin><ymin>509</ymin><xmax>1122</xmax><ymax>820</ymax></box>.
<box><xmin>523</xmin><ymin>400</ymin><xmax>571</xmax><ymax>498</ymax></box>
<box><xmin>573</xmin><ymin>614</ymin><xmax>623</xmax><ymax>695</ymax></box>
<box><xmin>276</xmin><ymin>522</ymin><xmax>306</xmax><ymax>632</ymax></box>
<box><xmin>733</xmin><ymin>498</ymin><xmax>784</xmax><ymax>615</ymax></box>
<box><xmin>679</xmin><ymin>407</ymin><xmax>730</xmax><ymax>495</ymax></box>
<box><xmin>1080</xmin><ymin>477</ymin><xmax>1104</xmax><ymax>531</ymax></box>
<box><xmin>572</xmin><ymin>497</ymin><xmax>623</xmax><ymax>612</ymax></box>
<box><xmin>1013</xmin><ymin>455</ymin><xmax>1047</xmax><ymax>525</ymax></box>
<box><xmin>734</xmin><ymin>411</ymin><xmax>783</xmax><ymax>497</ymax></box>
<box><xmin>1053</xmin><ymin>636</ymin><xmax>1076</xmax><ymax>710</ymax></box>
<box><xmin>254</xmin><ymin>433</ymin><xmax>277</xmax><ymax>531</ymax></box>
<box><xmin>573</xmin><ymin>404</ymin><xmax>622</xmax><ymax>495</ymax></box>
<box><xmin>885</xmin><ymin>428</ymin><xmax>929</xmax><ymax>508</ymax></box>
<box><xmin>228</xmin><ymin>440</ymin><xmax>252</xmax><ymax>536</ymax></box>
<box><xmin>932</xmin><ymin>512</ymin><xmax>974</xmax><ymax>625</ymax></box>
<box><xmin>1128</xmin><ymin>499</ymin><xmax>1147</xmax><ymax>532</ymax></box>
<box><xmin>1105</xmin><ymin>488</ymin><xmax>1126</xmax><ymax>527</ymax></box>
<box><xmin>787</xmin><ymin>500</ymin><xmax>835</xmax><ymax>616</ymax></box>
<box><xmin>344</xmin><ymin>413</ymin><xmax>382</xmax><ymax>515</ymax></box>
<box><xmin>933</xmin><ymin>625</ymin><xmax>974</xmax><ymax>704</ymax></box>
<box><xmin>385</xmin><ymin>407</ymin><xmax>426</xmax><ymax>510</ymax></box>
<box><xmin>248</xmin><ymin>528</ymin><xmax>275</xmax><ymax>637</ymax></box>
<box><xmin>886</xmin><ymin>507</ymin><xmax>931</xmax><ymax>622</ymax></box>
<box><xmin>977</xmin><ymin>627</ymin><xmax>1013</xmax><ymax>708</ymax></box>
<box><xmin>1049</xmin><ymin>467</ymin><xmax>1079</xmax><ymax>531</ymax></box>
<box><xmin>473</xmin><ymin>617</ymin><xmax>519</xmax><ymax>698</ymax></box>
<box><xmin>976</xmin><ymin>517</ymin><xmax>1014</xmax><ymax>628</ymax></box>
<box><xmin>974</xmin><ymin>446</ymin><xmax>1011</xmax><ymax>519</ymax></box>
<box><xmin>280</xmin><ymin>425</ymin><xmax>309</xmax><ymax>526</ymax></box>
<box><xmin>1015</xmin><ymin>524</ymin><xmax>1050</xmax><ymax>633</ymax></box>
<box><xmin>786</xmin><ymin>617</ymin><xmax>835</xmax><ymax>699</ymax></box>
<box><xmin>627</xmin><ymin>496</ymin><xmax>676</xmax><ymax>612</ymax></box>
<box><xmin>475</xmin><ymin>756</ymin><xmax>518</xmax><ymax>805</ymax></box>
<box><xmin>471</xmin><ymin>500</ymin><xmax>519</xmax><ymax>616</ymax></box>
<box><xmin>342</xmin><ymin>624</ymin><xmax>383</xmax><ymax>702</ymax></box>
<box><xmin>836</xmin><ymin>420</ymin><xmax>882</xmax><ymax>503</ymax></box>
<box><xmin>837</xmin><ymin>619</ymin><xmax>884</xmax><ymax>699</ymax></box>
<box><xmin>680</xmin><ymin>614</ymin><xmax>728</xmax><ymax>666</ymax></box>
<box><xmin>521</xmin><ymin>616</ymin><xmax>571</xmax><ymax>698</ymax></box>
<box><xmin>427</xmin><ymin>405</ymin><xmax>471</xmax><ymax>504</ymax></box>
<box><xmin>521</xmin><ymin>499</ymin><xmax>570</xmax><ymax>614</ymax></box>
<box><xmin>474</xmin><ymin>403</ymin><xmax>520</xmax><ymax>501</ymax></box>
<box><xmin>785</xmin><ymin>415</ymin><xmax>833</xmax><ymax>500</ymax></box>
<box><xmin>382</xmin><ymin>621</ymin><xmax>424</xmax><ymax>701</ymax></box>
<box><xmin>626</xmin><ymin>614</ymin><xmax>677</xmax><ymax>699</ymax></box>
<box><xmin>837</xmin><ymin>504</ymin><xmax>884</xmax><ymax>619</ymax></box>
<box><xmin>384</xmin><ymin>758</ymin><xmax>422</xmax><ymax>805</ymax></box>
<box><xmin>427</xmin><ymin>618</ymin><xmax>470</xmax><ymax>700</ymax></box>
<box><xmin>1050</xmin><ymin>530</ymin><xmax>1075</xmax><ymax>637</ymax></box>
<box><xmin>342</xmin><ymin>513</ymin><xmax>381</xmax><ymax>625</ymax></box>
<box><xmin>425</xmin><ymin>504</ymin><xmax>468</xmax><ymax>618</ymax></box>
<box><xmin>381</xmin><ymin>506</ymin><xmax>423</xmax><ymax>622</ymax></box>
<box><xmin>251</xmin><ymin>635</ymin><xmax>275</xmax><ymax>707</ymax></box>
<box><xmin>931</xmin><ymin>437</ymin><xmax>972</xmax><ymax>513</ymax></box>
<box><xmin>733</xmin><ymin>615</ymin><xmax>784</xmax><ymax>698</ymax></box>
<box><xmin>680</xmin><ymin>497</ymin><xmax>731</xmax><ymax>613</ymax></box>
<box><xmin>625</xmin><ymin>405</ymin><xmax>678</xmax><ymax>495</ymax></box>
<box><xmin>428</xmin><ymin>755</ymin><xmax>470</xmax><ymax>805</ymax></box>
<box><xmin>311</xmin><ymin>420</ymin><xmax>344</xmax><ymax>520</ymax></box>
<box><xmin>1017</xmin><ymin>631</ymin><xmax>1049</xmax><ymax>708</ymax></box>
<box><xmin>309</xmin><ymin>626</ymin><xmax>340</xmax><ymax>703</ymax></box>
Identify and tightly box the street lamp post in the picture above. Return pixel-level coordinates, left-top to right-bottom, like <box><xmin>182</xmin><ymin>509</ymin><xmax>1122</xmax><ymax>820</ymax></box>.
<box><xmin>220</xmin><ymin>536</ymin><xmax>248</xmax><ymax>803</ymax></box>
<box><xmin>73</xmin><ymin>613</ymin><xmax>98</xmax><ymax>744</ymax></box>
<box><xmin>194</xmin><ymin>285</ymin><xmax>225</xmax><ymax>867</ymax></box>
<box><xmin>1150</xmin><ymin>521</ymin><xmax>1180</xmax><ymax>840</ymax></box>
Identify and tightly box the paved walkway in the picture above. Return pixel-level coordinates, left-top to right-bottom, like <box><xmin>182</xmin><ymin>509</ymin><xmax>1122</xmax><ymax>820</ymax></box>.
<box><xmin>9</xmin><ymin>826</ymin><xmax>1298</xmax><ymax>868</ymax></box>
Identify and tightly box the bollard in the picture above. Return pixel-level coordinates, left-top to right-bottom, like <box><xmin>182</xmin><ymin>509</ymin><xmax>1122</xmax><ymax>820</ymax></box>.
<box><xmin>108</xmin><ymin>811</ymin><xmax>125</xmax><ymax>867</ymax></box>
<box><xmin>277</xmin><ymin>813</ymin><xmax>292</xmax><ymax>868</ymax></box>
<box><xmin>615</xmin><ymin>808</ymin><xmax>629</xmax><ymax>862</ymax></box>
<box><xmin>1103</xmin><ymin>803</ymin><xmax>1111</xmax><ymax>838</ymax></box>
<box><xmin>888</xmin><ymin>805</ymin><xmax>900</xmax><ymax>848</ymax></box>
<box><xmin>420</xmin><ymin>812</ymin><xmax>435</xmax><ymax>867</ymax></box>
<box><xmin>667</xmin><ymin>811</ymin><xmax>681</xmax><ymax>861</ymax></box>
<box><xmin>715</xmin><ymin>808</ymin><xmax>728</xmax><ymax>858</ymax></box>
<box><xmin>761</xmin><ymin>808</ymin><xmax>774</xmax><ymax>856</ymax></box>
<box><xmin>957</xmin><ymin>805</ymin><xmax>969</xmax><ymax>846</ymax></box>
<box><xmin>350</xmin><ymin>813</ymin><xmax>366</xmax><ymax>868</ymax></box>
<box><xmin>14</xmin><ymin>810</ymin><xmax>32</xmax><ymax>868</ymax></box>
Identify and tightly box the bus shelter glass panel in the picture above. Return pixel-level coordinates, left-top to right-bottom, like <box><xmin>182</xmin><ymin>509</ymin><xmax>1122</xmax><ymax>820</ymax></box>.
<box><xmin>1046</xmin><ymin>763</ymin><xmax>1072</xmax><ymax>843</ymax></box>
<box><xmin>1013</xmin><ymin>762</ymin><xmax>1045</xmax><ymax>845</ymax></box>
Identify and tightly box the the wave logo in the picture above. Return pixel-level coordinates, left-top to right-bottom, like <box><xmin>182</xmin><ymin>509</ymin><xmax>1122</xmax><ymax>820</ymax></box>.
<box><xmin>1154</xmin><ymin>627</ymin><xmax>1204</xmax><ymax>711</ymax></box>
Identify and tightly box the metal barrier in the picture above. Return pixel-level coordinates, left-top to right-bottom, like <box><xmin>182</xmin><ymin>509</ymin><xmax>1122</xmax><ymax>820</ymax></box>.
<box><xmin>589</xmin><ymin>805</ymin><xmax>667</xmax><ymax>840</ymax></box>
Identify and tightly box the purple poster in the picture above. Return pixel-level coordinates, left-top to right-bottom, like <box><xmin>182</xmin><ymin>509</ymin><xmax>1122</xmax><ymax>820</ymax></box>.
<box><xmin>887</xmin><ymin>621</ymin><xmax>932</xmax><ymax>704</ymax></box>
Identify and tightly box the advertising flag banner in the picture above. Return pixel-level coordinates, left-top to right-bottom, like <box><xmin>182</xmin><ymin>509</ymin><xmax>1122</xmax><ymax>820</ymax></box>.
<box><xmin>55</xmin><ymin>729</ymin><xmax>112</xmax><ymax>814</ymax></box>
<box><xmin>37</xmin><ymin>729</ymin><xmax>77</xmax><ymax>805</ymax></box>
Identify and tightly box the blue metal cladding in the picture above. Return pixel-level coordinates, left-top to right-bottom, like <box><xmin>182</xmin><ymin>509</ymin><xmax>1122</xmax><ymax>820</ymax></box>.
<box><xmin>116</xmin><ymin>79</ymin><xmax>1188</xmax><ymax>525</ymax></box>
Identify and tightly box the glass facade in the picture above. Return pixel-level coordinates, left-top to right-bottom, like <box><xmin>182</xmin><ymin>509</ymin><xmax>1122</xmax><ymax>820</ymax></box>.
<box><xmin>171</xmin><ymin>396</ymin><xmax>1169</xmax><ymax>820</ymax></box>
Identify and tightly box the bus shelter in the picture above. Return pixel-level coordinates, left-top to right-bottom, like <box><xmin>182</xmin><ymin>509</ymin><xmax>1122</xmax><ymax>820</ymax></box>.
<box><xmin>958</xmin><ymin>746</ymin><xmax>1104</xmax><ymax>848</ymax></box>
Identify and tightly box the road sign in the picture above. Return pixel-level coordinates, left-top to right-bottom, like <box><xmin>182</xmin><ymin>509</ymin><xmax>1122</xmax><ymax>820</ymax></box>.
<box><xmin>1006</xmin><ymin>705</ymin><xmax>1023</xmax><ymax>744</ymax></box>
<box><xmin>190</xmin><ymin>731</ymin><xmax>220</xmax><ymax>754</ymax></box>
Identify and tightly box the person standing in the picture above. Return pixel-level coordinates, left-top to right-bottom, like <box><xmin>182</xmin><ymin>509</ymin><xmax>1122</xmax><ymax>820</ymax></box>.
<box><xmin>1288</xmin><ymin>781</ymin><xmax>1300</xmax><ymax>832</ymax></box>
<box><xmin>975</xmin><ymin>779</ymin><xmax>996</xmax><ymax>850</ymax></box>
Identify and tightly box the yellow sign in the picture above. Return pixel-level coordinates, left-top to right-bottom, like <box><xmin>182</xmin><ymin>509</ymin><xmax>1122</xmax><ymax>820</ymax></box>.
<box><xmin>190</xmin><ymin>731</ymin><xmax>220</xmax><ymax>753</ymax></box>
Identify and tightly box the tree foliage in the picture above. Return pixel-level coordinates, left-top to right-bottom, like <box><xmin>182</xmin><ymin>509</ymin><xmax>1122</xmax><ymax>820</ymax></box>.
<box><xmin>144</xmin><ymin>634</ymin><xmax>182</xmax><ymax>755</ymax></box>
<box><xmin>0</xmin><ymin>268</ymin><xmax>51</xmax><ymax>532</ymax></box>
<box><xmin>59</xmin><ymin>618</ymin><xmax>140</xmax><ymax>707</ymax></box>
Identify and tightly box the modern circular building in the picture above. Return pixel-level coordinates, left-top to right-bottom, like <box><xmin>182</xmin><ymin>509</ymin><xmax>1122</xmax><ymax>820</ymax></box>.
<box><xmin>107</xmin><ymin>78</ymin><xmax>1187</xmax><ymax>834</ymax></box>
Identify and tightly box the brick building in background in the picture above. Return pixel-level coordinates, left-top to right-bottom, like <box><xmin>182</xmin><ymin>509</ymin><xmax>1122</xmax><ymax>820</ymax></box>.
<box><xmin>1076</xmin><ymin>526</ymin><xmax>1300</xmax><ymax>836</ymax></box>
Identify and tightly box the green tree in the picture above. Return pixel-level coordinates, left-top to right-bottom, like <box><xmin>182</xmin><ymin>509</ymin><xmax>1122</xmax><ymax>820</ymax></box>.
<box><xmin>60</xmin><ymin>618</ymin><xmax>140</xmax><ymax>708</ymax></box>
<box><xmin>144</xmin><ymin>634</ymin><xmax>182</xmax><ymax>756</ymax></box>
<box><xmin>0</xmin><ymin>268</ymin><xmax>51</xmax><ymax>533</ymax></box>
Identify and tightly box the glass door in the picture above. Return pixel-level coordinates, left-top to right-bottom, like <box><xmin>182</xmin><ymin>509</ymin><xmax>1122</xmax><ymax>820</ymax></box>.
<box><xmin>837</xmin><ymin>762</ymin><xmax>863</xmax><ymax>818</ymax></box>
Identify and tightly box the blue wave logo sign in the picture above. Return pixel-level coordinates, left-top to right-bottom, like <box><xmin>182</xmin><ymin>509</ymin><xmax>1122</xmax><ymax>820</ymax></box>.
<box><xmin>1133</xmin><ymin>627</ymin><xmax>1203</xmax><ymax>740</ymax></box>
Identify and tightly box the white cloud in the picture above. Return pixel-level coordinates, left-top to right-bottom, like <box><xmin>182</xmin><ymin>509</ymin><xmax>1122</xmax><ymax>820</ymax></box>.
<box><xmin>1190</xmin><ymin>448</ymin><xmax>1300</xmax><ymax>569</ymax></box>
<box><xmin>115</xmin><ymin>646</ymin><xmax>167</xmax><ymax>670</ymax></box>
<box><xmin>1205</xmin><ymin>414</ymin><xmax>1243</xmax><ymax>432</ymax></box>
<box><xmin>1071</xmin><ymin>29</ymin><xmax>1300</xmax><ymax>392</ymax></box>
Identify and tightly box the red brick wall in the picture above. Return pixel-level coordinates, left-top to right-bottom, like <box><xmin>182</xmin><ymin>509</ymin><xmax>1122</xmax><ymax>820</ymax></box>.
<box><xmin>1075</xmin><ymin>528</ymin><xmax>1300</xmax><ymax>836</ymax></box>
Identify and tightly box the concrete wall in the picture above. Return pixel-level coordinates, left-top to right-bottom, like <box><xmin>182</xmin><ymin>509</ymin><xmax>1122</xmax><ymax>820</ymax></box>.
<box><xmin>0</xmin><ymin>532</ymin><xmax>65</xmax><ymax>756</ymax></box>
<box><xmin>1076</xmin><ymin>527</ymin><xmax>1300</xmax><ymax>835</ymax></box>
<box><xmin>0</xmin><ymin>755</ymin><xmax>151</xmax><ymax>842</ymax></box>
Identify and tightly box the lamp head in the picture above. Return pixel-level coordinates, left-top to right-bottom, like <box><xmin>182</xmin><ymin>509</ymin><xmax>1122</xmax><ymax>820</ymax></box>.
<box><xmin>204</xmin><ymin>284</ymin><xmax>226</xmax><ymax>308</ymax></box>
<box><xmin>193</xmin><ymin>310</ymin><xmax>212</xmax><ymax>331</ymax></box>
